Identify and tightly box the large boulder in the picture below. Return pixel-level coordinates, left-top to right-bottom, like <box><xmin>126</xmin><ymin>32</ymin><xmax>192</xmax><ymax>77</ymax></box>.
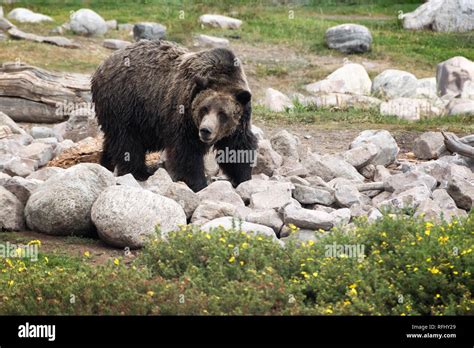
<box><xmin>270</xmin><ymin>130</ymin><xmax>300</xmax><ymax>160</ymax></box>
<box><xmin>7</xmin><ymin>8</ymin><xmax>53</xmax><ymax>23</ymax></box>
<box><xmin>350</xmin><ymin>130</ymin><xmax>399</xmax><ymax>166</ymax></box>
<box><xmin>70</xmin><ymin>9</ymin><xmax>107</xmax><ymax>36</ymax></box>
<box><xmin>436</xmin><ymin>56</ymin><xmax>474</xmax><ymax>98</ymax></box>
<box><xmin>447</xmin><ymin>99</ymin><xmax>474</xmax><ymax>115</ymax></box>
<box><xmin>24</xmin><ymin>163</ymin><xmax>115</xmax><ymax>236</ymax></box>
<box><xmin>372</xmin><ymin>69</ymin><xmax>418</xmax><ymax>98</ymax></box>
<box><xmin>197</xmin><ymin>180</ymin><xmax>244</xmax><ymax>207</ymax></box>
<box><xmin>195</xmin><ymin>34</ymin><xmax>229</xmax><ymax>48</ymax></box>
<box><xmin>91</xmin><ymin>186</ymin><xmax>186</xmax><ymax>248</ymax></box>
<box><xmin>402</xmin><ymin>0</ymin><xmax>474</xmax><ymax>33</ymax></box>
<box><xmin>133</xmin><ymin>22</ymin><xmax>166</xmax><ymax>41</ymax></box>
<box><xmin>413</xmin><ymin>132</ymin><xmax>446</xmax><ymax>160</ymax></box>
<box><xmin>305</xmin><ymin>63</ymin><xmax>371</xmax><ymax>95</ymax></box>
<box><xmin>325</xmin><ymin>23</ymin><xmax>372</xmax><ymax>54</ymax></box>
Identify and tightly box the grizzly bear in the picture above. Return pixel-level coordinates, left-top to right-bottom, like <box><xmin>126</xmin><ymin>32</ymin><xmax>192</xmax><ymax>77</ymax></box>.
<box><xmin>91</xmin><ymin>40</ymin><xmax>257</xmax><ymax>192</ymax></box>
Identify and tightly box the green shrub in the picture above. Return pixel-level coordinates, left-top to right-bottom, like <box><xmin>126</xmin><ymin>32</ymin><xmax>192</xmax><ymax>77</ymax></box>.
<box><xmin>0</xmin><ymin>213</ymin><xmax>472</xmax><ymax>315</ymax></box>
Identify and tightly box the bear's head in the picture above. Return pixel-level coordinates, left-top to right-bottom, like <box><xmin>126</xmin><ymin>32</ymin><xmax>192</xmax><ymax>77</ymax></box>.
<box><xmin>191</xmin><ymin>88</ymin><xmax>251</xmax><ymax>144</ymax></box>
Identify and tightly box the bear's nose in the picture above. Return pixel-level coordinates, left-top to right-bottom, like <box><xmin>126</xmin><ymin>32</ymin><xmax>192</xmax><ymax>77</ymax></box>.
<box><xmin>199</xmin><ymin>127</ymin><xmax>212</xmax><ymax>138</ymax></box>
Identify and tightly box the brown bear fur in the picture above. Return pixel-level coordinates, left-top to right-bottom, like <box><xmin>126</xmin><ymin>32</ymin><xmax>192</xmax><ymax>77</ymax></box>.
<box><xmin>91</xmin><ymin>40</ymin><xmax>257</xmax><ymax>191</ymax></box>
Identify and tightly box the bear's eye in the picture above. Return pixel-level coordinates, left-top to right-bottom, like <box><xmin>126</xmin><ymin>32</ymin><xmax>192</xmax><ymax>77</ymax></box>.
<box><xmin>200</xmin><ymin>107</ymin><xmax>208</xmax><ymax>116</ymax></box>
<box><xmin>219</xmin><ymin>112</ymin><xmax>228</xmax><ymax>122</ymax></box>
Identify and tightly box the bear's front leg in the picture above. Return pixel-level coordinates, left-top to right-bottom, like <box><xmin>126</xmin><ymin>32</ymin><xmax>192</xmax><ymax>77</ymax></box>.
<box><xmin>215</xmin><ymin>128</ymin><xmax>258</xmax><ymax>187</ymax></box>
<box><xmin>166</xmin><ymin>144</ymin><xmax>208</xmax><ymax>192</ymax></box>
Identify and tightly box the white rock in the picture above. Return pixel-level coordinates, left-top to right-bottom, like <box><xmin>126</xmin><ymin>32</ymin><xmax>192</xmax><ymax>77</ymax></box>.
<box><xmin>293</xmin><ymin>184</ymin><xmax>334</xmax><ymax>206</ymax></box>
<box><xmin>447</xmin><ymin>98</ymin><xmax>474</xmax><ymax>115</ymax></box>
<box><xmin>249</xmin><ymin>182</ymin><xmax>294</xmax><ymax>210</ymax></box>
<box><xmin>0</xmin><ymin>186</ymin><xmax>25</xmax><ymax>231</ymax></box>
<box><xmin>133</xmin><ymin>22</ymin><xmax>166</xmax><ymax>41</ymax></box>
<box><xmin>92</xmin><ymin>186</ymin><xmax>186</xmax><ymax>248</ymax></box>
<box><xmin>163</xmin><ymin>181</ymin><xmax>200</xmax><ymax>219</ymax></box>
<box><xmin>372</xmin><ymin>69</ymin><xmax>418</xmax><ymax>98</ymax></box>
<box><xmin>195</xmin><ymin>34</ymin><xmax>229</xmax><ymax>48</ymax></box>
<box><xmin>70</xmin><ymin>8</ymin><xmax>107</xmax><ymax>36</ymax></box>
<box><xmin>380</xmin><ymin>97</ymin><xmax>443</xmax><ymax>120</ymax></box>
<box><xmin>306</xmin><ymin>63</ymin><xmax>371</xmax><ymax>95</ymax></box>
<box><xmin>2</xmin><ymin>176</ymin><xmax>41</xmax><ymax>205</ymax></box>
<box><xmin>461</xmin><ymin>80</ymin><xmax>474</xmax><ymax>100</ymax></box>
<box><xmin>304</xmin><ymin>93</ymin><xmax>382</xmax><ymax>110</ymax></box>
<box><xmin>25</xmin><ymin>163</ymin><xmax>115</xmax><ymax>236</ymax></box>
<box><xmin>402</xmin><ymin>0</ymin><xmax>474</xmax><ymax>33</ymax></box>
<box><xmin>245</xmin><ymin>209</ymin><xmax>283</xmax><ymax>234</ymax></box>
<box><xmin>378</xmin><ymin>185</ymin><xmax>432</xmax><ymax>211</ymax></box>
<box><xmin>340</xmin><ymin>143</ymin><xmax>378</xmax><ymax>169</ymax></box>
<box><xmin>115</xmin><ymin>173</ymin><xmax>141</xmax><ymax>188</ymax></box>
<box><xmin>8</xmin><ymin>8</ymin><xmax>53</xmax><ymax>23</ymax></box>
<box><xmin>263</xmin><ymin>88</ymin><xmax>293</xmax><ymax>112</ymax></box>
<box><xmin>197</xmin><ymin>180</ymin><xmax>244</xmax><ymax>207</ymax></box>
<box><xmin>350</xmin><ymin>130</ymin><xmax>399</xmax><ymax>166</ymax></box>
<box><xmin>413</xmin><ymin>132</ymin><xmax>446</xmax><ymax>160</ymax></box>
<box><xmin>201</xmin><ymin>216</ymin><xmax>277</xmax><ymax>241</ymax></box>
<box><xmin>415</xmin><ymin>77</ymin><xmax>438</xmax><ymax>99</ymax></box>
<box><xmin>437</xmin><ymin>56</ymin><xmax>474</xmax><ymax>97</ymax></box>
<box><xmin>270</xmin><ymin>130</ymin><xmax>300</xmax><ymax>160</ymax></box>
<box><xmin>282</xmin><ymin>203</ymin><xmax>334</xmax><ymax>230</ymax></box>
<box><xmin>26</xmin><ymin>167</ymin><xmax>64</xmax><ymax>181</ymax></box>
<box><xmin>191</xmin><ymin>200</ymin><xmax>237</xmax><ymax>225</ymax></box>
<box><xmin>103</xmin><ymin>39</ymin><xmax>131</xmax><ymax>50</ymax></box>
<box><xmin>199</xmin><ymin>14</ymin><xmax>242</xmax><ymax>29</ymax></box>
<box><xmin>384</xmin><ymin>171</ymin><xmax>437</xmax><ymax>194</ymax></box>
<box><xmin>253</xmin><ymin>139</ymin><xmax>283</xmax><ymax>176</ymax></box>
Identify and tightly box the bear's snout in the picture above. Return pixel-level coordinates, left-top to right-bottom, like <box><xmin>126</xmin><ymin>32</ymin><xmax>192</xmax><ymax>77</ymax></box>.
<box><xmin>199</xmin><ymin>113</ymin><xmax>219</xmax><ymax>144</ymax></box>
<box><xmin>199</xmin><ymin>127</ymin><xmax>213</xmax><ymax>141</ymax></box>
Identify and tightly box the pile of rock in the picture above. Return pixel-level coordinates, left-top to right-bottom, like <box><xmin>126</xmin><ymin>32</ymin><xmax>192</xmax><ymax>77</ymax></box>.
<box><xmin>1</xmin><ymin>115</ymin><xmax>472</xmax><ymax>248</ymax></box>
<box><xmin>262</xmin><ymin>55</ymin><xmax>474</xmax><ymax>119</ymax></box>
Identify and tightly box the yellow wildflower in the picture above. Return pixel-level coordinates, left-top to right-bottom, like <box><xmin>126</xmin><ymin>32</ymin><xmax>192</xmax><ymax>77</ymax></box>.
<box><xmin>146</xmin><ymin>291</ymin><xmax>155</xmax><ymax>297</ymax></box>
<box><xmin>114</xmin><ymin>258</ymin><xmax>120</xmax><ymax>266</ymax></box>
<box><xmin>83</xmin><ymin>251</ymin><xmax>90</xmax><ymax>257</ymax></box>
<box><xmin>228</xmin><ymin>256</ymin><xmax>235</xmax><ymax>263</ymax></box>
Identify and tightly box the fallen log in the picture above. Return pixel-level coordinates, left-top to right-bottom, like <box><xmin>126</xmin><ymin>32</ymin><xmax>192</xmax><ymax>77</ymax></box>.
<box><xmin>7</xmin><ymin>27</ymin><xmax>80</xmax><ymax>48</ymax></box>
<box><xmin>442</xmin><ymin>132</ymin><xmax>474</xmax><ymax>159</ymax></box>
<box><xmin>0</xmin><ymin>96</ymin><xmax>64</xmax><ymax>123</ymax></box>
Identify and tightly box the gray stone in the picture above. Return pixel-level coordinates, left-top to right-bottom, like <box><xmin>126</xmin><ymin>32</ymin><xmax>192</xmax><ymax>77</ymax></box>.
<box><xmin>360</xmin><ymin>164</ymin><xmax>376</xmax><ymax>180</ymax></box>
<box><xmin>92</xmin><ymin>186</ymin><xmax>186</xmax><ymax>248</ymax></box>
<box><xmin>432</xmin><ymin>188</ymin><xmax>467</xmax><ymax>220</ymax></box>
<box><xmin>281</xmin><ymin>229</ymin><xmax>321</xmax><ymax>245</ymax></box>
<box><xmin>249</xmin><ymin>182</ymin><xmax>294</xmax><ymax>210</ymax></box>
<box><xmin>282</xmin><ymin>203</ymin><xmax>334</xmax><ymax>230</ymax></box>
<box><xmin>335</xmin><ymin>185</ymin><xmax>363</xmax><ymax>208</ymax></box>
<box><xmin>0</xmin><ymin>186</ymin><xmax>25</xmax><ymax>231</ymax></box>
<box><xmin>340</xmin><ymin>143</ymin><xmax>378</xmax><ymax>169</ymax></box>
<box><xmin>236</xmin><ymin>179</ymin><xmax>274</xmax><ymax>203</ymax></box>
<box><xmin>321</xmin><ymin>154</ymin><xmax>365</xmax><ymax>182</ymax></box>
<box><xmin>372</xmin><ymin>69</ymin><xmax>418</xmax><ymax>98</ymax></box>
<box><xmin>447</xmin><ymin>99</ymin><xmax>474</xmax><ymax>116</ymax></box>
<box><xmin>402</xmin><ymin>0</ymin><xmax>474</xmax><ymax>33</ymax></box>
<box><xmin>447</xmin><ymin>175</ymin><xmax>473</xmax><ymax>210</ymax></box>
<box><xmin>384</xmin><ymin>171</ymin><xmax>437</xmax><ymax>193</ymax></box>
<box><xmin>133</xmin><ymin>22</ymin><xmax>166</xmax><ymax>41</ymax></box>
<box><xmin>118</xmin><ymin>23</ymin><xmax>133</xmax><ymax>31</ymax></box>
<box><xmin>7</xmin><ymin>8</ymin><xmax>52</xmax><ymax>23</ymax></box>
<box><xmin>201</xmin><ymin>217</ymin><xmax>277</xmax><ymax>240</ymax></box>
<box><xmin>368</xmin><ymin>208</ymin><xmax>383</xmax><ymax>222</ymax></box>
<box><xmin>115</xmin><ymin>173</ymin><xmax>141</xmax><ymax>188</ymax></box>
<box><xmin>197</xmin><ymin>180</ymin><xmax>244</xmax><ymax>207</ymax></box>
<box><xmin>252</xmin><ymin>139</ymin><xmax>283</xmax><ymax>176</ymax></box>
<box><xmin>292</xmin><ymin>184</ymin><xmax>334</xmax><ymax>206</ymax></box>
<box><xmin>380</xmin><ymin>98</ymin><xmax>443</xmax><ymax>121</ymax></box>
<box><xmin>325</xmin><ymin>24</ymin><xmax>372</xmax><ymax>54</ymax></box>
<box><xmin>19</xmin><ymin>142</ymin><xmax>54</xmax><ymax>167</ymax></box>
<box><xmin>331</xmin><ymin>208</ymin><xmax>351</xmax><ymax>225</ymax></box>
<box><xmin>263</xmin><ymin>88</ymin><xmax>293</xmax><ymax>112</ymax></box>
<box><xmin>54</xmin><ymin>108</ymin><xmax>98</xmax><ymax>142</ymax></box>
<box><xmin>25</xmin><ymin>163</ymin><xmax>115</xmax><ymax>236</ymax></box>
<box><xmin>270</xmin><ymin>130</ymin><xmax>300</xmax><ymax>160</ymax></box>
<box><xmin>350</xmin><ymin>130</ymin><xmax>399</xmax><ymax>166</ymax></box>
<box><xmin>199</xmin><ymin>14</ymin><xmax>242</xmax><ymax>29</ymax></box>
<box><xmin>145</xmin><ymin>168</ymin><xmax>173</xmax><ymax>194</ymax></box>
<box><xmin>195</xmin><ymin>34</ymin><xmax>229</xmax><ymax>48</ymax></box>
<box><xmin>26</xmin><ymin>167</ymin><xmax>64</xmax><ymax>181</ymax></box>
<box><xmin>0</xmin><ymin>111</ymin><xmax>27</xmax><ymax>136</ymax></box>
<box><xmin>30</xmin><ymin>126</ymin><xmax>54</xmax><ymax>139</ymax></box>
<box><xmin>191</xmin><ymin>200</ymin><xmax>237</xmax><ymax>225</ymax></box>
<box><xmin>163</xmin><ymin>182</ymin><xmax>200</xmax><ymax>219</ymax></box>
<box><xmin>0</xmin><ymin>155</ymin><xmax>37</xmax><ymax>177</ymax></box>
<box><xmin>105</xmin><ymin>19</ymin><xmax>117</xmax><ymax>30</ymax></box>
<box><xmin>2</xmin><ymin>176</ymin><xmax>41</xmax><ymax>205</ymax></box>
<box><xmin>437</xmin><ymin>56</ymin><xmax>474</xmax><ymax>97</ymax></box>
<box><xmin>378</xmin><ymin>185</ymin><xmax>432</xmax><ymax>211</ymax></box>
<box><xmin>103</xmin><ymin>39</ymin><xmax>131</xmax><ymax>50</ymax></box>
<box><xmin>70</xmin><ymin>8</ymin><xmax>107</xmax><ymax>36</ymax></box>
<box><xmin>413</xmin><ymin>132</ymin><xmax>446</xmax><ymax>160</ymax></box>
<box><xmin>245</xmin><ymin>209</ymin><xmax>283</xmax><ymax>234</ymax></box>
<box><xmin>414</xmin><ymin>198</ymin><xmax>443</xmax><ymax>221</ymax></box>
<box><xmin>349</xmin><ymin>203</ymin><xmax>373</xmax><ymax>218</ymax></box>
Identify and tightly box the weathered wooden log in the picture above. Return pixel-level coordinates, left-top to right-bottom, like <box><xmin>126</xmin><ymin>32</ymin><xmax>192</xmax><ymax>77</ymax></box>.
<box><xmin>442</xmin><ymin>132</ymin><xmax>474</xmax><ymax>159</ymax></box>
<box><xmin>0</xmin><ymin>97</ymin><xmax>64</xmax><ymax>123</ymax></box>
<box><xmin>0</xmin><ymin>62</ymin><xmax>91</xmax><ymax>123</ymax></box>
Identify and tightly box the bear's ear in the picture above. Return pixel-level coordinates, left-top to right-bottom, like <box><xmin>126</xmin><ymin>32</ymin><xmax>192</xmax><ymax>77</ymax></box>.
<box><xmin>235</xmin><ymin>90</ymin><xmax>251</xmax><ymax>105</ymax></box>
<box><xmin>194</xmin><ymin>76</ymin><xmax>209</xmax><ymax>91</ymax></box>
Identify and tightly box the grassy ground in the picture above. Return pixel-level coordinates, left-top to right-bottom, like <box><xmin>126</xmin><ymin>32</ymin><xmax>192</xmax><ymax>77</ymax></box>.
<box><xmin>0</xmin><ymin>213</ymin><xmax>472</xmax><ymax>315</ymax></box>
<box><xmin>1</xmin><ymin>0</ymin><xmax>472</xmax><ymax>75</ymax></box>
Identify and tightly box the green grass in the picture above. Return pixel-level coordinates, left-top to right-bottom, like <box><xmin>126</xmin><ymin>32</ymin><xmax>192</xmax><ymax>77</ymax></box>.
<box><xmin>253</xmin><ymin>105</ymin><xmax>474</xmax><ymax>133</ymax></box>
<box><xmin>0</xmin><ymin>212</ymin><xmax>472</xmax><ymax>315</ymax></box>
<box><xmin>1</xmin><ymin>0</ymin><xmax>472</xmax><ymax>75</ymax></box>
